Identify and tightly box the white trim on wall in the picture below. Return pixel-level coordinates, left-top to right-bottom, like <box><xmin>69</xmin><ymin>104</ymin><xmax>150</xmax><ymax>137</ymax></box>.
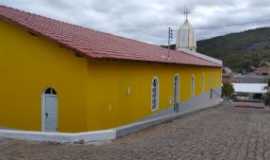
<box><xmin>0</xmin><ymin>89</ymin><xmax>223</xmax><ymax>144</ymax></box>
<box><xmin>41</xmin><ymin>93</ymin><xmax>45</xmax><ymax>132</ymax></box>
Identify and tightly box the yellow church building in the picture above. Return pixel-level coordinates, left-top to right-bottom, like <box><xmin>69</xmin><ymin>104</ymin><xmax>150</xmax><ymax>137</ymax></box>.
<box><xmin>0</xmin><ymin>5</ymin><xmax>222</xmax><ymax>133</ymax></box>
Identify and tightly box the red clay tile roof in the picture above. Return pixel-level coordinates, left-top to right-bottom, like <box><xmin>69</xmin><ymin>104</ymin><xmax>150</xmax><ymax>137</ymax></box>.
<box><xmin>0</xmin><ymin>5</ymin><xmax>221</xmax><ymax>67</ymax></box>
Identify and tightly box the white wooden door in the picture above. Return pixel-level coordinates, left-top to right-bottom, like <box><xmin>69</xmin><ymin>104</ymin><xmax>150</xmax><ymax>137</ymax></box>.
<box><xmin>43</xmin><ymin>94</ymin><xmax>57</xmax><ymax>132</ymax></box>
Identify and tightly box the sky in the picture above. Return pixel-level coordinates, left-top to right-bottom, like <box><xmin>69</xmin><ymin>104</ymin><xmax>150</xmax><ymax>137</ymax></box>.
<box><xmin>1</xmin><ymin>0</ymin><xmax>270</xmax><ymax>45</ymax></box>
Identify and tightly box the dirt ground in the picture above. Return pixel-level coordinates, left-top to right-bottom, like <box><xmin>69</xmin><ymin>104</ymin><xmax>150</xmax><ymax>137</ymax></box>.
<box><xmin>1</xmin><ymin>103</ymin><xmax>270</xmax><ymax>160</ymax></box>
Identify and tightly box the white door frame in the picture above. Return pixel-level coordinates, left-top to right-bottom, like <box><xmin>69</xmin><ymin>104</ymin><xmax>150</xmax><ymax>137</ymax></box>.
<box><xmin>41</xmin><ymin>89</ymin><xmax>58</xmax><ymax>132</ymax></box>
<box><xmin>173</xmin><ymin>74</ymin><xmax>180</xmax><ymax>112</ymax></box>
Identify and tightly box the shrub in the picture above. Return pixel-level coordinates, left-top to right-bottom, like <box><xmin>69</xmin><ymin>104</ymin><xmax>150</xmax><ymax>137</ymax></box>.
<box><xmin>222</xmin><ymin>83</ymin><xmax>234</xmax><ymax>98</ymax></box>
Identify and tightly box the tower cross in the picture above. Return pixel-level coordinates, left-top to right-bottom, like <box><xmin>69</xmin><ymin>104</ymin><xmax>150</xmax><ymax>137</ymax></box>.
<box><xmin>184</xmin><ymin>8</ymin><xmax>190</xmax><ymax>21</ymax></box>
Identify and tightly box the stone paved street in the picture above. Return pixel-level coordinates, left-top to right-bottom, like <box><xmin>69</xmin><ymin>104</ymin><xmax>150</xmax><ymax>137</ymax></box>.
<box><xmin>1</xmin><ymin>103</ymin><xmax>270</xmax><ymax>160</ymax></box>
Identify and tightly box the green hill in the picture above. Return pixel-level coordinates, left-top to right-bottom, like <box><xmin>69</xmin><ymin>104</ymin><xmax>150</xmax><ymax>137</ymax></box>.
<box><xmin>197</xmin><ymin>28</ymin><xmax>270</xmax><ymax>72</ymax></box>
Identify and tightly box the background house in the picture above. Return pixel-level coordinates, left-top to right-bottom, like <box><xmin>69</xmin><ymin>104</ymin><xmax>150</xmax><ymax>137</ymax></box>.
<box><xmin>233</xmin><ymin>83</ymin><xmax>267</xmax><ymax>102</ymax></box>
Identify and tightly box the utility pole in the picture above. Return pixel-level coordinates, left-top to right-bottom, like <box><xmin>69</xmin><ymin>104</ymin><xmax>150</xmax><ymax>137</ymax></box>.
<box><xmin>168</xmin><ymin>27</ymin><xmax>173</xmax><ymax>58</ymax></box>
<box><xmin>168</xmin><ymin>27</ymin><xmax>173</xmax><ymax>49</ymax></box>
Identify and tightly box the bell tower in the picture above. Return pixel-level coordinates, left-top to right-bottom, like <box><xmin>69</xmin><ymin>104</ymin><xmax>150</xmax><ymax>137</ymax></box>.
<box><xmin>176</xmin><ymin>8</ymin><xmax>197</xmax><ymax>51</ymax></box>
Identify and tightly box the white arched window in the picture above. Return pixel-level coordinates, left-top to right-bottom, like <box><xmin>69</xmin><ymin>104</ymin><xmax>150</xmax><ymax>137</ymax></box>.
<box><xmin>151</xmin><ymin>77</ymin><xmax>159</xmax><ymax>111</ymax></box>
<box><xmin>44</xmin><ymin>88</ymin><xmax>57</xmax><ymax>95</ymax></box>
<box><xmin>191</xmin><ymin>74</ymin><xmax>195</xmax><ymax>97</ymax></box>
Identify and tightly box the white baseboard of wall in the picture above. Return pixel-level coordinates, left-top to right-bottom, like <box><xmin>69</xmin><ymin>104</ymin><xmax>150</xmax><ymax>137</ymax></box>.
<box><xmin>0</xmin><ymin>98</ymin><xmax>223</xmax><ymax>144</ymax></box>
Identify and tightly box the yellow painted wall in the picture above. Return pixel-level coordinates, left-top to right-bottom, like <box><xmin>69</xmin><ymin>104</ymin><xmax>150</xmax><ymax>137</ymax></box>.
<box><xmin>0</xmin><ymin>20</ymin><xmax>88</xmax><ymax>132</ymax></box>
<box><xmin>0</xmin><ymin>19</ymin><xmax>222</xmax><ymax>132</ymax></box>
<box><xmin>85</xmin><ymin>60</ymin><xmax>222</xmax><ymax>131</ymax></box>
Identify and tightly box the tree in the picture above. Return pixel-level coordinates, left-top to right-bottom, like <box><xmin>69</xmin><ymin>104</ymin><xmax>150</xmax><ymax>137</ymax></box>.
<box><xmin>222</xmin><ymin>83</ymin><xmax>235</xmax><ymax>98</ymax></box>
<box><xmin>264</xmin><ymin>79</ymin><xmax>270</xmax><ymax>91</ymax></box>
<box><xmin>264</xmin><ymin>92</ymin><xmax>270</xmax><ymax>107</ymax></box>
<box><xmin>263</xmin><ymin>79</ymin><xmax>270</xmax><ymax>107</ymax></box>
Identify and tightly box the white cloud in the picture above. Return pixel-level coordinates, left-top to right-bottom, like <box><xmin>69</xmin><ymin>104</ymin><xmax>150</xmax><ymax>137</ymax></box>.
<box><xmin>1</xmin><ymin>0</ymin><xmax>270</xmax><ymax>44</ymax></box>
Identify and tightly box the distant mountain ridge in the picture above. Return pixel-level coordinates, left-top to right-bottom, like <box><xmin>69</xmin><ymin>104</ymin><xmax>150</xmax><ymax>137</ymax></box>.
<box><xmin>197</xmin><ymin>27</ymin><xmax>270</xmax><ymax>72</ymax></box>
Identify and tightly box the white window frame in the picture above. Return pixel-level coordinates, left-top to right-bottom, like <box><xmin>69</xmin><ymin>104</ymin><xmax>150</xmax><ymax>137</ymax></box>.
<box><xmin>191</xmin><ymin>74</ymin><xmax>195</xmax><ymax>97</ymax></box>
<box><xmin>151</xmin><ymin>76</ymin><xmax>159</xmax><ymax>111</ymax></box>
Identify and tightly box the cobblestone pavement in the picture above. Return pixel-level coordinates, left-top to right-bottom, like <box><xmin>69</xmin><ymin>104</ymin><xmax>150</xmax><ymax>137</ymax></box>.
<box><xmin>1</xmin><ymin>103</ymin><xmax>270</xmax><ymax>160</ymax></box>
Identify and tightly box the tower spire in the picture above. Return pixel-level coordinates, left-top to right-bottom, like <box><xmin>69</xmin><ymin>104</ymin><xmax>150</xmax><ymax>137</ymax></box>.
<box><xmin>176</xmin><ymin>7</ymin><xmax>197</xmax><ymax>52</ymax></box>
<box><xmin>184</xmin><ymin>7</ymin><xmax>190</xmax><ymax>21</ymax></box>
